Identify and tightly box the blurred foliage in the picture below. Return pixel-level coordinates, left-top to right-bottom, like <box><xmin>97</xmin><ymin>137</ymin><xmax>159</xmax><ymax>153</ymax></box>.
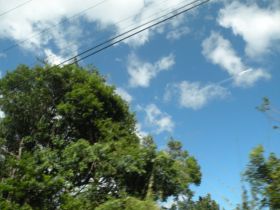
<box><xmin>164</xmin><ymin>194</ymin><xmax>220</xmax><ymax>210</ymax></box>
<box><xmin>244</xmin><ymin>145</ymin><xmax>280</xmax><ymax>209</ymax></box>
<box><xmin>257</xmin><ymin>97</ymin><xmax>280</xmax><ymax>129</ymax></box>
<box><xmin>96</xmin><ymin>197</ymin><xmax>159</xmax><ymax>210</ymax></box>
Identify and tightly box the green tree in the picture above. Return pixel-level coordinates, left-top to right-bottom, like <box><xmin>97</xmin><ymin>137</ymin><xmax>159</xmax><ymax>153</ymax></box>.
<box><xmin>0</xmin><ymin>64</ymin><xmax>201</xmax><ymax>209</ymax></box>
<box><xmin>244</xmin><ymin>145</ymin><xmax>280</xmax><ymax>209</ymax></box>
<box><xmin>166</xmin><ymin>194</ymin><xmax>220</xmax><ymax>210</ymax></box>
<box><xmin>234</xmin><ymin>187</ymin><xmax>257</xmax><ymax>210</ymax></box>
<box><xmin>234</xmin><ymin>98</ymin><xmax>280</xmax><ymax>210</ymax></box>
<box><xmin>95</xmin><ymin>197</ymin><xmax>159</xmax><ymax>210</ymax></box>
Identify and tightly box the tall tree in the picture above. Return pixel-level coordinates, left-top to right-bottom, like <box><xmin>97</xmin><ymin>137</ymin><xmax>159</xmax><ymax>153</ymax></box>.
<box><xmin>0</xmin><ymin>64</ymin><xmax>201</xmax><ymax>209</ymax></box>
<box><xmin>234</xmin><ymin>187</ymin><xmax>255</xmax><ymax>210</ymax></box>
<box><xmin>244</xmin><ymin>146</ymin><xmax>280</xmax><ymax>209</ymax></box>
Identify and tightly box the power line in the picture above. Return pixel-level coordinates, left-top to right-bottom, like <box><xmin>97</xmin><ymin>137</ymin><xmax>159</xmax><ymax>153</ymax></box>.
<box><xmin>69</xmin><ymin>0</ymin><xmax>210</xmax><ymax>64</ymax></box>
<box><xmin>1</xmin><ymin>0</ymin><xmax>110</xmax><ymax>53</ymax></box>
<box><xmin>56</xmin><ymin>0</ymin><xmax>209</xmax><ymax>67</ymax></box>
<box><xmin>41</xmin><ymin>0</ymin><xmax>186</xmax><ymax>63</ymax></box>
<box><xmin>57</xmin><ymin>0</ymin><xmax>202</xmax><ymax>65</ymax></box>
<box><xmin>0</xmin><ymin>0</ymin><xmax>33</xmax><ymax>17</ymax></box>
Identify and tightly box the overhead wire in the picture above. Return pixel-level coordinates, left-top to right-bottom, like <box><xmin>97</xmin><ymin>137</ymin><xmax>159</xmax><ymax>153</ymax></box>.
<box><xmin>0</xmin><ymin>0</ymin><xmax>33</xmax><ymax>17</ymax></box>
<box><xmin>40</xmin><ymin>0</ymin><xmax>197</xmax><ymax>64</ymax></box>
<box><xmin>9</xmin><ymin>0</ymin><xmax>178</xmax><ymax>64</ymax></box>
<box><xmin>55</xmin><ymin>0</ymin><xmax>210</xmax><ymax>67</ymax></box>
<box><xmin>1</xmin><ymin>0</ymin><xmax>110</xmax><ymax>53</ymax></box>
<box><xmin>4</xmin><ymin>0</ymin><xmax>210</xmax><ymax>89</ymax></box>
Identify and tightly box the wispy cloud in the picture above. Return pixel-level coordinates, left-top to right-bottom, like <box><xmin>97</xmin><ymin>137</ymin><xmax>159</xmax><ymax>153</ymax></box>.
<box><xmin>166</xmin><ymin>26</ymin><xmax>190</xmax><ymax>41</ymax></box>
<box><xmin>135</xmin><ymin>123</ymin><xmax>148</xmax><ymax>139</ymax></box>
<box><xmin>115</xmin><ymin>87</ymin><xmax>133</xmax><ymax>103</ymax></box>
<box><xmin>218</xmin><ymin>2</ymin><xmax>280</xmax><ymax>57</ymax></box>
<box><xmin>165</xmin><ymin>81</ymin><xmax>229</xmax><ymax>110</ymax></box>
<box><xmin>202</xmin><ymin>32</ymin><xmax>270</xmax><ymax>87</ymax></box>
<box><xmin>143</xmin><ymin>104</ymin><xmax>174</xmax><ymax>134</ymax></box>
<box><xmin>127</xmin><ymin>53</ymin><xmax>175</xmax><ymax>88</ymax></box>
<box><xmin>0</xmin><ymin>53</ymin><xmax>6</xmax><ymax>58</ymax></box>
<box><xmin>0</xmin><ymin>0</ymin><xmax>196</xmax><ymax>58</ymax></box>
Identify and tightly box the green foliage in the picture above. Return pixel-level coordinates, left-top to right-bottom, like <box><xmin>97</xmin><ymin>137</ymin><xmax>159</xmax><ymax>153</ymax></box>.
<box><xmin>257</xmin><ymin>97</ymin><xmax>280</xmax><ymax>129</ymax></box>
<box><xmin>235</xmin><ymin>97</ymin><xmax>280</xmax><ymax>210</ymax></box>
<box><xmin>151</xmin><ymin>139</ymin><xmax>201</xmax><ymax>201</ymax></box>
<box><xmin>167</xmin><ymin>194</ymin><xmax>220</xmax><ymax>210</ymax></box>
<box><xmin>0</xmin><ymin>65</ymin><xmax>201</xmax><ymax>209</ymax></box>
<box><xmin>257</xmin><ymin>97</ymin><xmax>270</xmax><ymax>112</ymax></box>
<box><xmin>244</xmin><ymin>145</ymin><xmax>280</xmax><ymax>209</ymax></box>
<box><xmin>96</xmin><ymin>197</ymin><xmax>159</xmax><ymax>210</ymax></box>
<box><xmin>234</xmin><ymin>187</ymin><xmax>256</xmax><ymax>210</ymax></box>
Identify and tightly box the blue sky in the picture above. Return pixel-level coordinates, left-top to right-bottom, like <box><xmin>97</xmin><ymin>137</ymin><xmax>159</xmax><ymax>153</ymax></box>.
<box><xmin>0</xmin><ymin>0</ymin><xmax>280</xmax><ymax>208</ymax></box>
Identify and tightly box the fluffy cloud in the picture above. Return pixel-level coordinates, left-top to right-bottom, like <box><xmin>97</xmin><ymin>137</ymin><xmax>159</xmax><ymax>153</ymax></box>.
<box><xmin>127</xmin><ymin>53</ymin><xmax>175</xmax><ymax>87</ymax></box>
<box><xmin>218</xmin><ymin>2</ymin><xmax>280</xmax><ymax>57</ymax></box>
<box><xmin>115</xmin><ymin>87</ymin><xmax>133</xmax><ymax>103</ymax></box>
<box><xmin>44</xmin><ymin>49</ymin><xmax>68</xmax><ymax>66</ymax></box>
<box><xmin>202</xmin><ymin>32</ymin><xmax>270</xmax><ymax>87</ymax></box>
<box><xmin>165</xmin><ymin>81</ymin><xmax>229</xmax><ymax>110</ymax></box>
<box><xmin>144</xmin><ymin>104</ymin><xmax>174</xmax><ymax>133</ymax></box>
<box><xmin>0</xmin><ymin>0</ymin><xmax>198</xmax><ymax>58</ymax></box>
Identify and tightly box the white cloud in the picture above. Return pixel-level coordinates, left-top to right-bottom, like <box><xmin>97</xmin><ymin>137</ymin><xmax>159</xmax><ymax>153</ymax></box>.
<box><xmin>0</xmin><ymin>53</ymin><xmax>6</xmax><ymax>58</ymax></box>
<box><xmin>156</xmin><ymin>54</ymin><xmax>175</xmax><ymax>70</ymax></box>
<box><xmin>165</xmin><ymin>81</ymin><xmax>229</xmax><ymax>110</ymax></box>
<box><xmin>115</xmin><ymin>87</ymin><xmax>133</xmax><ymax>103</ymax></box>
<box><xmin>166</xmin><ymin>26</ymin><xmax>190</xmax><ymax>40</ymax></box>
<box><xmin>44</xmin><ymin>49</ymin><xmax>68</xmax><ymax>66</ymax></box>
<box><xmin>135</xmin><ymin>123</ymin><xmax>148</xmax><ymax>139</ymax></box>
<box><xmin>0</xmin><ymin>0</ymin><xmax>197</xmax><ymax>58</ymax></box>
<box><xmin>218</xmin><ymin>2</ymin><xmax>280</xmax><ymax>57</ymax></box>
<box><xmin>202</xmin><ymin>32</ymin><xmax>270</xmax><ymax>87</ymax></box>
<box><xmin>127</xmin><ymin>53</ymin><xmax>175</xmax><ymax>87</ymax></box>
<box><xmin>0</xmin><ymin>110</ymin><xmax>4</xmax><ymax>118</ymax></box>
<box><xmin>144</xmin><ymin>104</ymin><xmax>174</xmax><ymax>134</ymax></box>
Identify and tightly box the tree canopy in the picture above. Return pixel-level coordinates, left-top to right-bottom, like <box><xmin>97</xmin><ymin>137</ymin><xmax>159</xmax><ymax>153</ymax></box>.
<box><xmin>0</xmin><ymin>64</ymin><xmax>201</xmax><ymax>209</ymax></box>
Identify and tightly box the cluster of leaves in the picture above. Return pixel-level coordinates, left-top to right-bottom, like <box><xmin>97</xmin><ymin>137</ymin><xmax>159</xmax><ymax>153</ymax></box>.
<box><xmin>96</xmin><ymin>197</ymin><xmax>159</xmax><ymax>210</ymax></box>
<box><xmin>234</xmin><ymin>187</ymin><xmax>258</xmax><ymax>210</ymax></box>
<box><xmin>257</xmin><ymin>97</ymin><xmax>280</xmax><ymax>130</ymax></box>
<box><xmin>166</xmin><ymin>194</ymin><xmax>220</xmax><ymax>210</ymax></box>
<box><xmin>244</xmin><ymin>146</ymin><xmax>280</xmax><ymax>209</ymax></box>
<box><xmin>0</xmin><ymin>65</ymin><xmax>201</xmax><ymax>209</ymax></box>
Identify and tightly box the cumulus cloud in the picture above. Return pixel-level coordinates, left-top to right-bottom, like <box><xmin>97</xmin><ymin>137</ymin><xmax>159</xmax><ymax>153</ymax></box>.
<box><xmin>0</xmin><ymin>0</ymin><xmax>198</xmax><ymax>58</ymax></box>
<box><xmin>218</xmin><ymin>2</ymin><xmax>280</xmax><ymax>57</ymax></box>
<box><xmin>115</xmin><ymin>87</ymin><xmax>133</xmax><ymax>103</ymax></box>
<box><xmin>165</xmin><ymin>81</ymin><xmax>229</xmax><ymax>110</ymax></box>
<box><xmin>144</xmin><ymin>104</ymin><xmax>174</xmax><ymax>134</ymax></box>
<box><xmin>127</xmin><ymin>53</ymin><xmax>175</xmax><ymax>87</ymax></box>
<box><xmin>202</xmin><ymin>32</ymin><xmax>270</xmax><ymax>87</ymax></box>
